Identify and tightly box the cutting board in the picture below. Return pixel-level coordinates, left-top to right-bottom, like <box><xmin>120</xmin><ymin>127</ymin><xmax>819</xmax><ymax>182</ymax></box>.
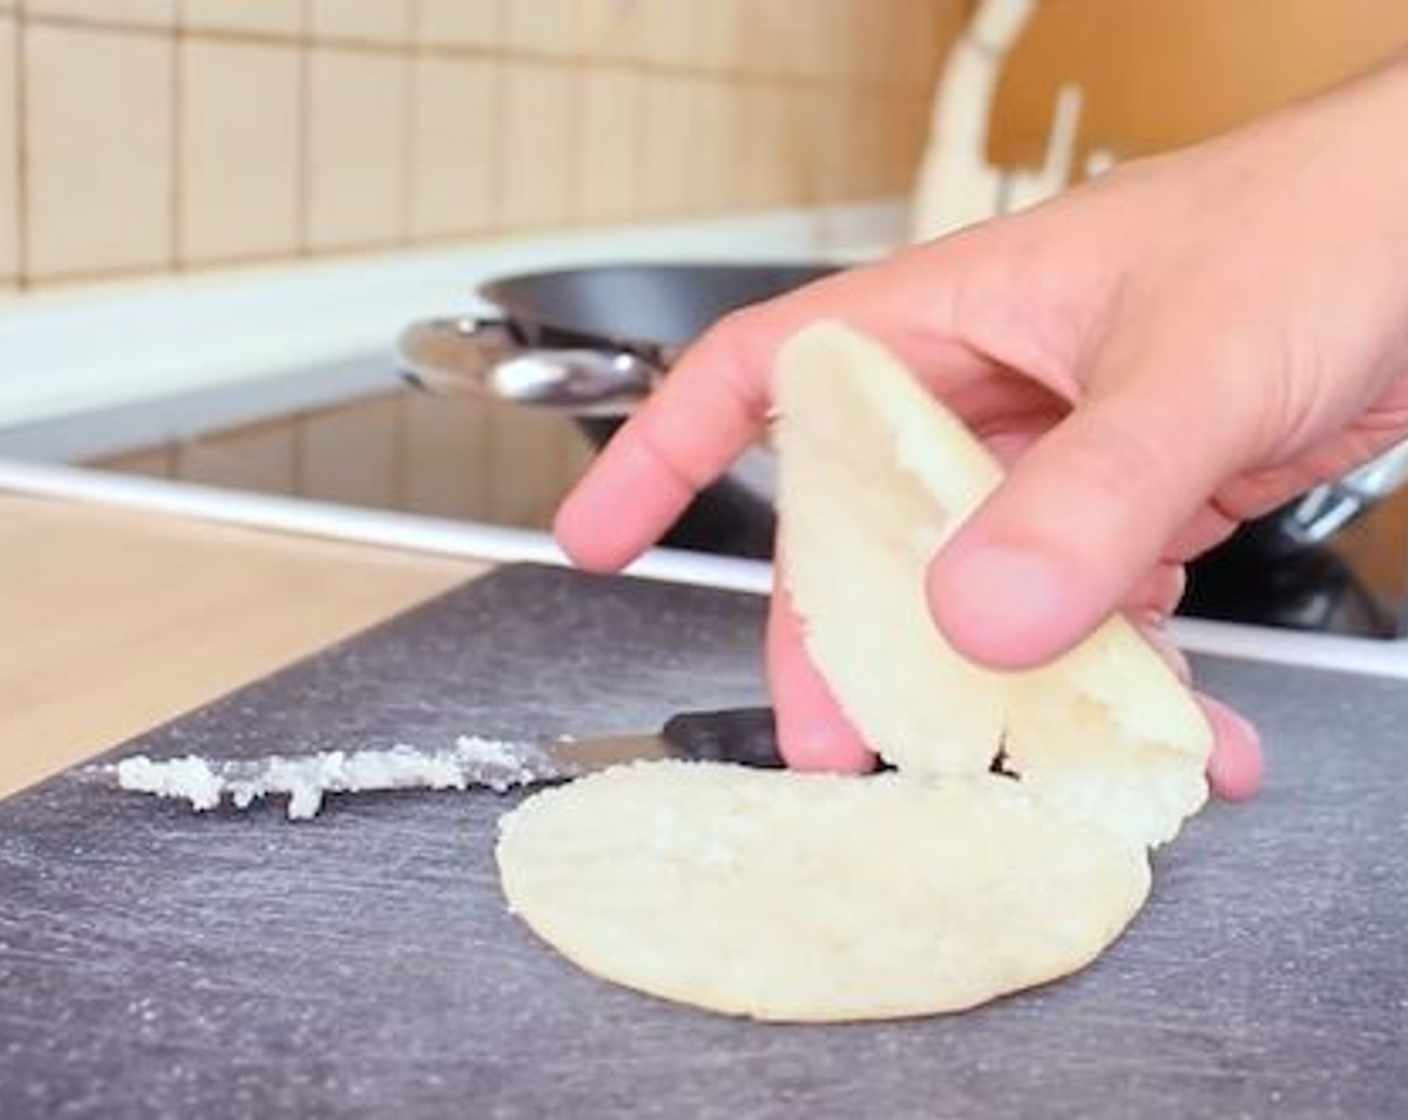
<box><xmin>1</xmin><ymin>564</ymin><xmax>1404</xmax><ymax>1120</ymax></box>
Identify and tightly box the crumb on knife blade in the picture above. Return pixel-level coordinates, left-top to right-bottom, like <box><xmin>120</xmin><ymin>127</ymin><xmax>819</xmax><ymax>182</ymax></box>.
<box><xmin>111</xmin><ymin>736</ymin><xmax>546</xmax><ymax>820</ymax></box>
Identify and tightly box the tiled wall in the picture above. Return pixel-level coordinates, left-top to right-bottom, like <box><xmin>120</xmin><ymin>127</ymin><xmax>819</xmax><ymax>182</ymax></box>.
<box><xmin>0</xmin><ymin>0</ymin><xmax>960</xmax><ymax>292</ymax></box>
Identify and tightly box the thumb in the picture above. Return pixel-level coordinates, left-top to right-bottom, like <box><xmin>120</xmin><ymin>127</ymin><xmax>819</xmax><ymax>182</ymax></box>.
<box><xmin>926</xmin><ymin>381</ymin><xmax>1244</xmax><ymax>668</ymax></box>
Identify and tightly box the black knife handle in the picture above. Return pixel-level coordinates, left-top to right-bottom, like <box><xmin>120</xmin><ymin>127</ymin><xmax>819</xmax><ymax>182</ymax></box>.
<box><xmin>660</xmin><ymin>707</ymin><xmax>784</xmax><ymax>769</ymax></box>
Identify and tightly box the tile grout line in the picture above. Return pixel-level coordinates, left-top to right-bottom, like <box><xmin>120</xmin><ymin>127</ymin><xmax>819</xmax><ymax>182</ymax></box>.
<box><xmin>398</xmin><ymin>0</ymin><xmax>420</xmax><ymax>249</ymax></box>
<box><xmin>484</xmin><ymin>0</ymin><xmax>506</xmax><ymax>237</ymax></box>
<box><xmin>468</xmin><ymin>52</ymin><xmax>499</xmax><ymax>240</ymax></box>
<box><xmin>295</xmin><ymin>0</ymin><xmax>312</xmax><ymax>259</ymax></box>
<box><xmin>626</xmin><ymin>55</ymin><xmax>649</xmax><ymax>222</ymax></box>
<box><xmin>12</xmin><ymin>4</ymin><xmax>26</xmax><ymax>290</ymax></box>
<box><xmin>735</xmin><ymin>69</ymin><xmax>753</xmax><ymax>211</ymax></box>
<box><xmin>3</xmin><ymin>11</ymin><xmax>937</xmax><ymax>96</ymax></box>
<box><xmin>610</xmin><ymin>59</ymin><xmax>642</xmax><ymax>225</ymax></box>
<box><xmin>169</xmin><ymin>3</ymin><xmax>184</xmax><ymax>272</ymax></box>
<box><xmin>564</xmin><ymin>47</ymin><xmax>584</xmax><ymax>229</ymax></box>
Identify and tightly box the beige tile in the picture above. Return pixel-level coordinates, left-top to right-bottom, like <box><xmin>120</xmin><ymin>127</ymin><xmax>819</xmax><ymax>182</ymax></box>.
<box><xmin>760</xmin><ymin>0</ymin><xmax>835</xmax><ymax>78</ymax></box>
<box><xmin>179</xmin><ymin>0</ymin><xmax>303</xmax><ymax>37</ymax></box>
<box><xmin>810</xmin><ymin>0</ymin><xmax>862</xmax><ymax>79</ymax></box>
<box><xmin>414</xmin><ymin>0</ymin><xmax>498</xmax><ymax>48</ymax></box>
<box><xmin>401</xmin><ymin>390</ymin><xmax>492</xmax><ymax>521</ymax></box>
<box><xmin>689</xmin><ymin>77</ymin><xmax>739</xmax><ymax>213</ymax></box>
<box><xmin>908</xmin><ymin>0</ymin><xmax>966</xmax><ymax>89</ymax></box>
<box><xmin>24</xmin><ymin>24</ymin><xmax>174</xmax><ymax>279</ymax></box>
<box><xmin>638</xmin><ymin>72</ymin><xmax>693</xmax><ymax>217</ymax></box>
<box><xmin>0</xmin><ymin>18</ymin><xmax>16</xmax><ymax>283</ymax></box>
<box><xmin>305</xmin><ymin>46</ymin><xmax>408</xmax><ymax>250</ymax></box>
<box><xmin>501</xmin><ymin>0</ymin><xmax>574</xmax><ymax>55</ymax></box>
<box><xmin>574</xmin><ymin>64</ymin><xmax>638</xmax><ymax>223</ymax></box>
<box><xmin>25</xmin><ymin>0</ymin><xmax>175</xmax><ymax>26</ymax></box>
<box><xmin>695</xmin><ymin>0</ymin><xmax>742</xmax><ymax>71</ymax></box>
<box><xmin>848</xmin><ymin>88</ymin><xmax>891</xmax><ymax>198</ymax></box>
<box><xmin>738</xmin><ymin>81</ymin><xmax>807</xmax><ymax>209</ymax></box>
<box><xmin>498</xmin><ymin>59</ymin><xmax>575</xmax><ymax>229</ymax></box>
<box><xmin>306</xmin><ymin>0</ymin><xmax>412</xmax><ymax>42</ymax></box>
<box><xmin>856</xmin><ymin>0</ymin><xmax>954</xmax><ymax>89</ymax></box>
<box><xmin>179</xmin><ymin>38</ymin><xmax>301</xmax><ymax>262</ymax></box>
<box><xmin>868</xmin><ymin>87</ymin><xmax>922</xmax><ymax>195</ymax></box>
<box><xmin>833</xmin><ymin>0</ymin><xmax>873</xmax><ymax>82</ymax></box>
<box><xmin>827</xmin><ymin>89</ymin><xmax>864</xmax><ymax>200</ymax></box>
<box><xmin>408</xmin><ymin>54</ymin><xmax>496</xmax><ymax>239</ymax></box>
<box><xmin>740</xmin><ymin>0</ymin><xmax>800</xmax><ymax>76</ymax></box>
<box><xmin>881</xmin><ymin>86</ymin><xmax>931</xmax><ymax>192</ymax></box>
<box><xmin>849</xmin><ymin>0</ymin><xmax>939</xmax><ymax>86</ymax></box>
<box><xmin>177</xmin><ymin>423</ymin><xmax>297</xmax><ymax>494</ymax></box>
<box><xmin>786</xmin><ymin>85</ymin><xmax>828</xmax><ymax>206</ymax></box>
<box><xmin>576</xmin><ymin>0</ymin><xmax>643</xmax><ymax>60</ymax></box>
<box><xmin>634</xmin><ymin>0</ymin><xmax>696</xmax><ymax>66</ymax></box>
<box><xmin>298</xmin><ymin>396</ymin><xmax>401</xmax><ymax>508</ymax></box>
<box><xmin>805</xmin><ymin>84</ymin><xmax>855</xmax><ymax>204</ymax></box>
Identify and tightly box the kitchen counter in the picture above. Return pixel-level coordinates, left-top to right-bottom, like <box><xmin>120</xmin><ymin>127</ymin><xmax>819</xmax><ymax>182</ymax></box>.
<box><xmin>5</xmin><ymin>462</ymin><xmax>1405</xmax><ymax>803</ymax></box>
<box><xmin>0</xmin><ymin>492</ymin><xmax>485</xmax><ymax>799</ymax></box>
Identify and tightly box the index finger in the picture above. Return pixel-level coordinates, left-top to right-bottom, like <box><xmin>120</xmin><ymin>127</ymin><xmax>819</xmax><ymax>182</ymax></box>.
<box><xmin>553</xmin><ymin>251</ymin><xmax>982</xmax><ymax>571</ymax></box>
<box><xmin>553</xmin><ymin>307</ymin><xmax>773</xmax><ymax>572</ymax></box>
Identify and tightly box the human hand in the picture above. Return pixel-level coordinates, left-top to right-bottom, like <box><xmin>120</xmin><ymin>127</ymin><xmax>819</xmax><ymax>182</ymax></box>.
<box><xmin>556</xmin><ymin>59</ymin><xmax>1408</xmax><ymax>802</ymax></box>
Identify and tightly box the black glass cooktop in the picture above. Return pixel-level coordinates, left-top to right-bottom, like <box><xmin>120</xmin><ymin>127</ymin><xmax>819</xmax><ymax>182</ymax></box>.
<box><xmin>84</xmin><ymin>389</ymin><xmax>1407</xmax><ymax>641</ymax></box>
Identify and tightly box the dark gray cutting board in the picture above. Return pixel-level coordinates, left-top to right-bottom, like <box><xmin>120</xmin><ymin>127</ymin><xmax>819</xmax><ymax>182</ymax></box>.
<box><xmin>2</xmin><ymin>563</ymin><xmax>1405</xmax><ymax>1120</ymax></box>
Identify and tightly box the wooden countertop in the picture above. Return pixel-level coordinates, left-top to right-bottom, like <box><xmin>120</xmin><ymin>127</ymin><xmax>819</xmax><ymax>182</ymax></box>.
<box><xmin>0</xmin><ymin>492</ymin><xmax>486</xmax><ymax>799</ymax></box>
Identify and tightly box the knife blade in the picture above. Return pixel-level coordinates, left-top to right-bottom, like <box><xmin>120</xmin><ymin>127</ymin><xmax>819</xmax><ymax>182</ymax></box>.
<box><xmin>97</xmin><ymin>707</ymin><xmax>781</xmax><ymax>820</ymax></box>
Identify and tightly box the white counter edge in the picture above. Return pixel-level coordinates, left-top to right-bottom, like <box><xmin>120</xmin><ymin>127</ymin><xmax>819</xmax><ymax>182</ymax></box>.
<box><xmin>0</xmin><ymin>202</ymin><xmax>902</xmax><ymax>430</ymax></box>
<box><xmin>4</xmin><ymin>457</ymin><xmax>1404</xmax><ymax>680</ymax></box>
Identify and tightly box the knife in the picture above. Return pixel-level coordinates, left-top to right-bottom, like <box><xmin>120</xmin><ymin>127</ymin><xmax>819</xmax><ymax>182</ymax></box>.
<box><xmin>99</xmin><ymin>707</ymin><xmax>782</xmax><ymax>820</ymax></box>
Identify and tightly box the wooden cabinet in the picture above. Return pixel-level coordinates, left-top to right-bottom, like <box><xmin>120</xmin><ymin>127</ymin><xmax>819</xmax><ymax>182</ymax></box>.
<box><xmin>991</xmin><ymin>0</ymin><xmax>1408</xmax><ymax>164</ymax></box>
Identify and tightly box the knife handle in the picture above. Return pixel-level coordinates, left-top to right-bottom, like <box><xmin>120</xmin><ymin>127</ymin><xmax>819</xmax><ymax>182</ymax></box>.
<box><xmin>661</xmin><ymin>707</ymin><xmax>784</xmax><ymax>769</ymax></box>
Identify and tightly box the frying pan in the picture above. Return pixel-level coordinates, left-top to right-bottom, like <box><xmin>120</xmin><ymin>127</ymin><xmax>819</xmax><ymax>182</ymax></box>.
<box><xmin>396</xmin><ymin>263</ymin><xmax>1408</xmax><ymax>622</ymax></box>
<box><xmin>397</xmin><ymin>263</ymin><xmax>836</xmax><ymax>415</ymax></box>
<box><xmin>396</xmin><ymin>263</ymin><xmax>837</xmax><ymax>558</ymax></box>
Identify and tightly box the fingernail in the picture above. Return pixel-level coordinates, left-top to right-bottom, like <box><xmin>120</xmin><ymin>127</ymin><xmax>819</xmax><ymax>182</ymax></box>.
<box><xmin>1201</xmin><ymin>697</ymin><xmax>1265</xmax><ymax>801</ymax></box>
<box><xmin>927</xmin><ymin>543</ymin><xmax>1083</xmax><ymax>667</ymax></box>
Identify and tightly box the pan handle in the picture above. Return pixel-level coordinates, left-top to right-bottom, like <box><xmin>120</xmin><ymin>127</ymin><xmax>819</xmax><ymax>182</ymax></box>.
<box><xmin>395</xmin><ymin>316</ymin><xmax>664</xmax><ymax>417</ymax></box>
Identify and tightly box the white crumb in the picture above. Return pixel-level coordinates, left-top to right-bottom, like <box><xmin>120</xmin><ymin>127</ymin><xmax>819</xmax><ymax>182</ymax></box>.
<box><xmin>112</xmin><ymin>736</ymin><xmax>547</xmax><ymax>820</ymax></box>
<box><xmin>115</xmin><ymin>756</ymin><xmax>224</xmax><ymax>812</ymax></box>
